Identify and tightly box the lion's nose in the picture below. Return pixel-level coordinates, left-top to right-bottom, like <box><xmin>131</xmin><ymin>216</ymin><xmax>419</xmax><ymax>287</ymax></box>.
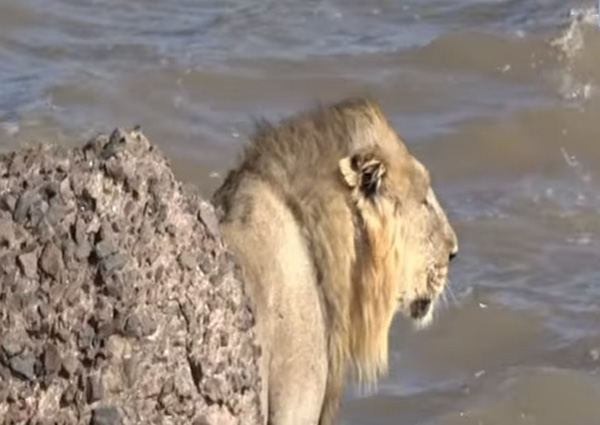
<box><xmin>409</xmin><ymin>297</ymin><xmax>432</xmax><ymax>320</ymax></box>
<box><xmin>449</xmin><ymin>249</ymin><xmax>458</xmax><ymax>262</ymax></box>
<box><xmin>449</xmin><ymin>240</ymin><xmax>459</xmax><ymax>262</ymax></box>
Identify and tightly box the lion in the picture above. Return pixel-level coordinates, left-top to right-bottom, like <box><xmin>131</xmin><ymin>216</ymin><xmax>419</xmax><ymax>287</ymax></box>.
<box><xmin>212</xmin><ymin>97</ymin><xmax>458</xmax><ymax>425</ymax></box>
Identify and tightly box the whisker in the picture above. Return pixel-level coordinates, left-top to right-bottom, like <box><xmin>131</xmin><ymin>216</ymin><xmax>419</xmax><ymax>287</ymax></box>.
<box><xmin>440</xmin><ymin>290</ymin><xmax>448</xmax><ymax>309</ymax></box>
<box><xmin>446</xmin><ymin>278</ymin><xmax>459</xmax><ymax>307</ymax></box>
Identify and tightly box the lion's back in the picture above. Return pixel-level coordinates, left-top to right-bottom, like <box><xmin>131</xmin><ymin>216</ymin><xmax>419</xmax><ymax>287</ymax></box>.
<box><xmin>214</xmin><ymin>174</ymin><xmax>328</xmax><ymax>425</ymax></box>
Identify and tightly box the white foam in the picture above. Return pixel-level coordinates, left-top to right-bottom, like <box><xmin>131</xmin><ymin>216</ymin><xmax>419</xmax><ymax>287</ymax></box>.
<box><xmin>549</xmin><ymin>7</ymin><xmax>599</xmax><ymax>101</ymax></box>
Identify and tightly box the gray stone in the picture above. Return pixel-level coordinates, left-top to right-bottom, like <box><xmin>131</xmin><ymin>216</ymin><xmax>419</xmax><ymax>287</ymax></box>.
<box><xmin>178</xmin><ymin>251</ymin><xmax>197</xmax><ymax>270</ymax></box>
<box><xmin>100</xmin><ymin>253</ymin><xmax>126</xmax><ymax>275</ymax></box>
<box><xmin>87</xmin><ymin>374</ymin><xmax>104</xmax><ymax>403</ymax></box>
<box><xmin>0</xmin><ymin>194</ymin><xmax>16</xmax><ymax>213</ymax></box>
<box><xmin>75</xmin><ymin>238</ymin><xmax>92</xmax><ymax>260</ymax></box>
<box><xmin>13</xmin><ymin>190</ymin><xmax>41</xmax><ymax>223</ymax></box>
<box><xmin>40</xmin><ymin>242</ymin><xmax>63</xmax><ymax>279</ymax></box>
<box><xmin>199</xmin><ymin>203</ymin><xmax>220</xmax><ymax>239</ymax></box>
<box><xmin>61</xmin><ymin>353</ymin><xmax>79</xmax><ymax>377</ymax></box>
<box><xmin>0</xmin><ymin>217</ymin><xmax>15</xmax><ymax>248</ymax></box>
<box><xmin>95</xmin><ymin>239</ymin><xmax>117</xmax><ymax>259</ymax></box>
<box><xmin>17</xmin><ymin>251</ymin><xmax>38</xmax><ymax>279</ymax></box>
<box><xmin>9</xmin><ymin>353</ymin><xmax>36</xmax><ymax>381</ymax></box>
<box><xmin>91</xmin><ymin>406</ymin><xmax>121</xmax><ymax>425</ymax></box>
<box><xmin>1</xmin><ymin>333</ymin><xmax>24</xmax><ymax>357</ymax></box>
<box><xmin>43</xmin><ymin>343</ymin><xmax>61</xmax><ymax>375</ymax></box>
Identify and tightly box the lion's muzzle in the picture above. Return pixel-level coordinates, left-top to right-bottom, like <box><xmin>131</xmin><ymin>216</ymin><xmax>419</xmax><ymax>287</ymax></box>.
<box><xmin>409</xmin><ymin>297</ymin><xmax>432</xmax><ymax>320</ymax></box>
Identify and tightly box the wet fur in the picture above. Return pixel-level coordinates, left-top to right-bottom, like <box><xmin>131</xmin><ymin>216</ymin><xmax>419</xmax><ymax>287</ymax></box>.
<box><xmin>212</xmin><ymin>98</ymin><xmax>458</xmax><ymax>425</ymax></box>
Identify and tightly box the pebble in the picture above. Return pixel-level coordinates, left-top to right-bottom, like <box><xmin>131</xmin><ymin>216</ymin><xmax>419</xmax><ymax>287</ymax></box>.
<box><xmin>40</xmin><ymin>243</ymin><xmax>63</xmax><ymax>279</ymax></box>
<box><xmin>192</xmin><ymin>415</ymin><xmax>211</xmax><ymax>425</ymax></box>
<box><xmin>198</xmin><ymin>254</ymin><xmax>214</xmax><ymax>274</ymax></box>
<box><xmin>178</xmin><ymin>252</ymin><xmax>197</xmax><ymax>270</ymax></box>
<box><xmin>0</xmin><ymin>194</ymin><xmax>16</xmax><ymax>213</ymax></box>
<box><xmin>91</xmin><ymin>406</ymin><xmax>121</xmax><ymax>425</ymax></box>
<box><xmin>76</xmin><ymin>238</ymin><xmax>92</xmax><ymax>260</ymax></box>
<box><xmin>60</xmin><ymin>384</ymin><xmax>77</xmax><ymax>407</ymax></box>
<box><xmin>199</xmin><ymin>203</ymin><xmax>220</xmax><ymax>239</ymax></box>
<box><xmin>0</xmin><ymin>253</ymin><xmax>17</xmax><ymax>276</ymax></box>
<box><xmin>95</xmin><ymin>239</ymin><xmax>117</xmax><ymax>259</ymax></box>
<box><xmin>45</xmin><ymin>197</ymin><xmax>65</xmax><ymax>226</ymax></box>
<box><xmin>36</xmin><ymin>217</ymin><xmax>55</xmax><ymax>242</ymax></box>
<box><xmin>122</xmin><ymin>356</ymin><xmax>138</xmax><ymax>387</ymax></box>
<box><xmin>43</xmin><ymin>343</ymin><xmax>61</xmax><ymax>375</ymax></box>
<box><xmin>124</xmin><ymin>313</ymin><xmax>157</xmax><ymax>338</ymax></box>
<box><xmin>123</xmin><ymin>314</ymin><xmax>143</xmax><ymax>338</ymax></box>
<box><xmin>37</xmin><ymin>302</ymin><xmax>50</xmax><ymax>319</ymax></box>
<box><xmin>0</xmin><ymin>218</ymin><xmax>15</xmax><ymax>247</ymax></box>
<box><xmin>17</xmin><ymin>251</ymin><xmax>38</xmax><ymax>279</ymax></box>
<box><xmin>87</xmin><ymin>374</ymin><xmax>104</xmax><ymax>403</ymax></box>
<box><xmin>1</xmin><ymin>333</ymin><xmax>24</xmax><ymax>357</ymax></box>
<box><xmin>100</xmin><ymin>253</ymin><xmax>126</xmax><ymax>276</ymax></box>
<box><xmin>13</xmin><ymin>190</ymin><xmax>41</xmax><ymax>223</ymax></box>
<box><xmin>29</xmin><ymin>198</ymin><xmax>50</xmax><ymax>228</ymax></box>
<box><xmin>61</xmin><ymin>353</ymin><xmax>79</xmax><ymax>377</ymax></box>
<box><xmin>9</xmin><ymin>353</ymin><xmax>36</xmax><ymax>381</ymax></box>
<box><xmin>0</xmin><ymin>364</ymin><xmax>10</xmax><ymax>381</ymax></box>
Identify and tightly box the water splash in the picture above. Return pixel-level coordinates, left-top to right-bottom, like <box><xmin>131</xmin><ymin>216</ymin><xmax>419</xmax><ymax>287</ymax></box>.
<box><xmin>550</xmin><ymin>7</ymin><xmax>599</xmax><ymax>101</ymax></box>
<box><xmin>559</xmin><ymin>146</ymin><xmax>599</xmax><ymax>206</ymax></box>
<box><xmin>551</xmin><ymin>8</ymin><xmax>598</xmax><ymax>60</ymax></box>
<box><xmin>548</xmin><ymin>7</ymin><xmax>598</xmax><ymax>101</ymax></box>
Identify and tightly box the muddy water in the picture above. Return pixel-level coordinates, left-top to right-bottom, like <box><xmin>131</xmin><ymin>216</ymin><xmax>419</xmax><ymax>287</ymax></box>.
<box><xmin>2</xmin><ymin>1</ymin><xmax>600</xmax><ymax>424</ymax></box>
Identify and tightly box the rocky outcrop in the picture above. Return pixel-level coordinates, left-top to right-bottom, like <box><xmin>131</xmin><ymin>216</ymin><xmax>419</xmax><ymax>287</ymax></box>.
<box><xmin>0</xmin><ymin>128</ymin><xmax>262</xmax><ymax>425</ymax></box>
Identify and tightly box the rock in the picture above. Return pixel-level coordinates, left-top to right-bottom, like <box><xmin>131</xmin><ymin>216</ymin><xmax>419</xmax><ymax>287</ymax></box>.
<box><xmin>1</xmin><ymin>332</ymin><xmax>25</xmax><ymax>357</ymax></box>
<box><xmin>13</xmin><ymin>190</ymin><xmax>42</xmax><ymax>224</ymax></box>
<box><xmin>0</xmin><ymin>217</ymin><xmax>16</xmax><ymax>248</ymax></box>
<box><xmin>46</xmin><ymin>197</ymin><xmax>65</xmax><ymax>226</ymax></box>
<box><xmin>40</xmin><ymin>243</ymin><xmax>63</xmax><ymax>279</ymax></box>
<box><xmin>123</xmin><ymin>313</ymin><xmax>156</xmax><ymax>339</ymax></box>
<box><xmin>60</xmin><ymin>383</ymin><xmax>77</xmax><ymax>407</ymax></box>
<box><xmin>18</xmin><ymin>251</ymin><xmax>38</xmax><ymax>279</ymax></box>
<box><xmin>75</xmin><ymin>238</ymin><xmax>92</xmax><ymax>260</ymax></box>
<box><xmin>0</xmin><ymin>194</ymin><xmax>17</xmax><ymax>213</ymax></box>
<box><xmin>193</xmin><ymin>416</ymin><xmax>211</xmax><ymax>425</ymax></box>
<box><xmin>42</xmin><ymin>344</ymin><xmax>61</xmax><ymax>376</ymax></box>
<box><xmin>122</xmin><ymin>355</ymin><xmax>137</xmax><ymax>386</ymax></box>
<box><xmin>178</xmin><ymin>251</ymin><xmax>197</xmax><ymax>270</ymax></box>
<box><xmin>199</xmin><ymin>202</ymin><xmax>220</xmax><ymax>239</ymax></box>
<box><xmin>100</xmin><ymin>253</ymin><xmax>126</xmax><ymax>275</ymax></box>
<box><xmin>123</xmin><ymin>314</ymin><xmax>142</xmax><ymax>338</ymax></box>
<box><xmin>86</xmin><ymin>374</ymin><xmax>104</xmax><ymax>403</ymax></box>
<box><xmin>91</xmin><ymin>406</ymin><xmax>120</xmax><ymax>425</ymax></box>
<box><xmin>94</xmin><ymin>239</ymin><xmax>117</xmax><ymax>260</ymax></box>
<box><xmin>36</xmin><ymin>217</ymin><xmax>56</xmax><ymax>242</ymax></box>
<box><xmin>0</xmin><ymin>128</ymin><xmax>262</xmax><ymax>425</ymax></box>
<box><xmin>199</xmin><ymin>254</ymin><xmax>214</xmax><ymax>274</ymax></box>
<box><xmin>9</xmin><ymin>353</ymin><xmax>36</xmax><ymax>381</ymax></box>
<box><xmin>61</xmin><ymin>353</ymin><xmax>79</xmax><ymax>378</ymax></box>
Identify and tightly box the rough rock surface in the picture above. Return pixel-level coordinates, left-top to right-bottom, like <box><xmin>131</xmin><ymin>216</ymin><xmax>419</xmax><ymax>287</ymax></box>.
<box><xmin>0</xmin><ymin>128</ymin><xmax>262</xmax><ymax>425</ymax></box>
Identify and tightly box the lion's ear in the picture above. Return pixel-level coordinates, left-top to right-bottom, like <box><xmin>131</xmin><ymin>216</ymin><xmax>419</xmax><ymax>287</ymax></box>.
<box><xmin>339</xmin><ymin>153</ymin><xmax>386</xmax><ymax>197</ymax></box>
<box><xmin>339</xmin><ymin>157</ymin><xmax>359</xmax><ymax>188</ymax></box>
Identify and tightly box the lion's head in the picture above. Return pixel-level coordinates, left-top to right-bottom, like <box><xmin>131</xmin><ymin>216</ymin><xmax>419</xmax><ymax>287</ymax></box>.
<box><xmin>334</xmin><ymin>101</ymin><xmax>458</xmax><ymax>385</ymax></box>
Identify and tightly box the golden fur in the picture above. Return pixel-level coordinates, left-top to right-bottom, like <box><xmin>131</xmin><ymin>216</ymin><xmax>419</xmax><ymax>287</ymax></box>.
<box><xmin>212</xmin><ymin>98</ymin><xmax>458</xmax><ymax>425</ymax></box>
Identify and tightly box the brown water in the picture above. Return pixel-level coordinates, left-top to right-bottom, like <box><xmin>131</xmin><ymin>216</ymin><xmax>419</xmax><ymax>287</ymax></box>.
<box><xmin>2</xmin><ymin>1</ymin><xmax>600</xmax><ymax>423</ymax></box>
